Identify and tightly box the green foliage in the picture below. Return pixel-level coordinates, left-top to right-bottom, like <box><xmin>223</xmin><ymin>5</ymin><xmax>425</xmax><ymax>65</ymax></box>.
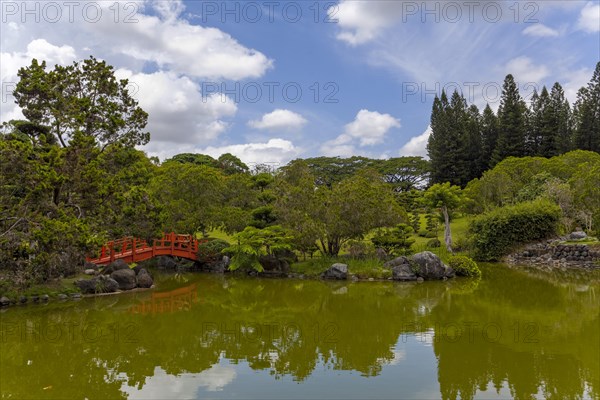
<box><xmin>469</xmin><ymin>200</ymin><xmax>561</xmax><ymax>261</ymax></box>
<box><xmin>410</xmin><ymin>213</ymin><xmax>420</xmax><ymax>233</ymax></box>
<box><xmin>371</xmin><ymin>224</ymin><xmax>415</xmax><ymax>256</ymax></box>
<box><xmin>448</xmin><ymin>255</ymin><xmax>481</xmax><ymax>278</ymax></box>
<box><xmin>196</xmin><ymin>239</ymin><xmax>230</xmax><ymax>264</ymax></box>
<box><xmin>224</xmin><ymin>226</ymin><xmax>294</xmax><ymax>272</ymax></box>
<box><xmin>343</xmin><ymin>240</ymin><xmax>375</xmax><ymax>258</ymax></box>
<box><xmin>426</xmin><ymin>238</ymin><xmax>441</xmax><ymax>249</ymax></box>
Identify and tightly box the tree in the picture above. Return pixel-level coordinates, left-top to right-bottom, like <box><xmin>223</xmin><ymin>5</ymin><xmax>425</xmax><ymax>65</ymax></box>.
<box><xmin>573</xmin><ymin>62</ymin><xmax>600</xmax><ymax>153</ymax></box>
<box><xmin>375</xmin><ymin>157</ymin><xmax>430</xmax><ymax>191</ymax></box>
<box><xmin>424</xmin><ymin>183</ymin><xmax>462</xmax><ymax>252</ymax></box>
<box><xmin>149</xmin><ymin>163</ymin><xmax>225</xmax><ymax>235</ymax></box>
<box><xmin>224</xmin><ymin>225</ymin><xmax>294</xmax><ymax>272</ymax></box>
<box><xmin>492</xmin><ymin>74</ymin><xmax>528</xmax><ymax>164</ymax></box>
<box><xmin>549</xmin><ymin>82</ymin><xmax>573</xmax><ymax>154</ymax></box>
<box><xmin>217</xmin><ymin>153</ymin><xmax>249</xmax><ymax>175</ymax></box>
<box><xmin>14</xmin><ymin>57</ymin><xmax>149</xmax><ymax>149</ymax></box>
<box><xmin>480</xmin><ymin>104</ymin><xmax>499</xmax><ymax>171</ymax></box>
<box><xmin>371</xmin><ymin>223</ymin><xmax>415</xmax><ymax>256</ymax></box>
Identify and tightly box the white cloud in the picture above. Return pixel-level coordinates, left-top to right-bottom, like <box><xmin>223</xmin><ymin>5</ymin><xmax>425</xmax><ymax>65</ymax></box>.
<box><xmin>199</xmin><ymin>138</ymin><xmax>301</xmax><ymax>166</ymax></box>
<box><xmin>1</xmin><ymin>1</ymin><xmax>272</xmax><ymax>81</ymax></box>
<box><xmin>248</xmin><ymin>109</ymin><xmax>307</xmax><ymax>131</ymax></box>
<box><xmin>343</xmin><ymin>109</ymin><xmax>400</xmax><ymax>146</ymax></box>
<box><xmin>399</xmin><ymin>126</ymin><xmax>431</xmax><ymax>158</ymax></box>
<box><xmin>522</xmin><ymin>24</ymin><xmax>560</xmax><ymax>37</ymax></box>
<box><xmin>505</xmin><ymin>56</ymin><xmax>550</xmax><ymax>84</ymax></box>
<box><xmin>123</xmin><ymin>364</ymin><xmax>236</xmax><ymax>398</ymax></box>
<box><xmin>331</xmin><ymin>1</ymin><xmax>405</xmax><ymax>45</ymax></box>
<box><xmin>563</xmin><ymin>67</ymin><xmax>594</xmax><ymax>103</ymax></box>
<box><xmin>114</xmin><ymin>69</ymin><xmax>237</xmax><ymax>146</ymax></box>
<box><xmin>320</xmin><ymin>109</ymin><xmax>400</xmax><ymax>157</ymax></box>
<box><xmin>577</xmin><ymin>2</ymin><xmax>600</xmax><ymax>33</ymax></box>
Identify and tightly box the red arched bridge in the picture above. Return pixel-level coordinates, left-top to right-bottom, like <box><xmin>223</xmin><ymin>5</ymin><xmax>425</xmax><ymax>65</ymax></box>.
<box><xmin>87</xmin><ymin>232</ymin><xmax>207</xmax><ymax>266</ymax></box>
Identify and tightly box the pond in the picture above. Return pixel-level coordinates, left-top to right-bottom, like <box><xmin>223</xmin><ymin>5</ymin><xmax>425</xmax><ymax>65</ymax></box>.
<box><xmin>1</xmin><ymin>264</ymin><xmax>599</xmax><ymax>399</ymax></box>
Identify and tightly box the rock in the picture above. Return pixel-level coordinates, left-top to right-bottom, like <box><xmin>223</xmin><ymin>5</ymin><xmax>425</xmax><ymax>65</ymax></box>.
<box><xmin>410</xmin><ymin>251</ymin><xmax>454</xmax><ymax>280</ymax></box>
<box><xmin>84</xmin><ymin>261</ymin><xmax>98</xmax><ymax>271</ymax></box>
<box><xmin>102</xmin><ymin>259</ymin><xmax>129</xmax><ymax>275</ymax></box>
<box><xmin>222</xmin><ymin>256</ymin><xmax>230</xmax><ymax>268</ymax></box>
<box><xmin>156</xmin><ymin>256</ymin><xmax>178</xmax><ymax>270</ymax></box>
<box><xmin>110</xmin><ymin>269</ymin><xmax>137</xmax><ymax>290</ymax></box>
<box><xmin>392</xmin><ymin>263</ymin><xmax>418</xmax><ymax>281</ymax></box>
<box><xmin>569</xmin><ymin>231</ymin><xmax>587</xmax><ymax>240</ymax></box>
<box><xmin>132</xmin><ymin>265</ymin><xmax>143</xmax><ymax>275</ymax></box>
<box><xmin>417</xmin><ymin>277</ymin><xmax>424</xmax><ymax>283</ymax></box>
<box><xmin>384</xmin><ymin>256</ymin><xmax>410</xmax><ymax>269</ymax></box>
<box><xmin>368</xmin><ymin>277</ymin><xmax>374</xmax><ymax>281</ymax></box>
<box><xmin>375</xmin><ymin>248</ymin><xmax>387</xmax><ymax>260</ymax></box>
<box><xmin>136</xmin><ymin>269</ymin><xmax>153</xmax><ymax>288</ymax></box>
<box><xmin>321</xmin><ymin>263</ymin><xmax>348</xmax><ymax>280</ymax></box>
<box><xmin>31</xmin><ymin>295</ymin><xmax>39</xmax><ymax>303</ymax></box>
<box><xmin>75</xmin><ymin>275</ymin><xmax>120</xmax><ymax>294</ymax></box>
<box><xmin>385</xmin><ymin>257</ymin><xmax>418</xmax><ymax>281</ymax></box>
<box><xmin>84</xmin><ymin>269</ymin><xmax>97</xmax><ymax>275</ymax></box>
<box><xmin>40</xmin><ymin>294</ymin><xmax>49</xmax><ymax>302</ymax></box>
<box><xmin>71</xmin><ymin>293</ymin><xmax>82</xmax><ymax>299</ymax></box>
<box><xmin>259</xmin><ymin>255</ymin><xmax>290</xmax><ymax>273</ymax></box>
<box><xmin>19</xmin><ymin>296</ymin><xmax>28</xmax><ymax>304</ymax></box>
<box><xmin>58</xmin><ymin>294</ymin><xmax>68</xmax><ymax>300</ymax></box>
<box><xmin>0</xmin><ymin>297</ymin><xmax>10</xmax><ymax>306</ymax></box>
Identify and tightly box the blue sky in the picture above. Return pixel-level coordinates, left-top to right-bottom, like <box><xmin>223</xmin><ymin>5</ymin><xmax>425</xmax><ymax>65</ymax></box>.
<box><xmin>1</xmin><ymin>0</ymin><xmax>599</xmax><ymax>166</ymax></box>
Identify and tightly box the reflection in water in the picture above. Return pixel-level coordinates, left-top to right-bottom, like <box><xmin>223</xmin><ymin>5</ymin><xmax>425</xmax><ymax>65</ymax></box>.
<box><xmin>0</xmin><ymin>265</ymin><xmax>598</xmax><ymax>399</ymax></box>
<box><xmin>128</xmin><ymin>283</ymin><xmax>198</xmax><ymax>315</ymax></box>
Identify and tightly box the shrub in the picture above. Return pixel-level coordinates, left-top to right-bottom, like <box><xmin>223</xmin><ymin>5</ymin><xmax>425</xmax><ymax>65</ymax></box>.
<box><xmin>448</xmin><ymin>255</ymin><xmax>481</xmax><ymax>277</ymax></box>
<box><xmin>469</xmin><ymin>199</ymin><xmax>561</xmax><ymax>261</ymax></box>
<box><xmin>426</xmin><ymin>238</ymin><xmax>441</xmax><ymax>248</ymax></box>
<box><xmin>196</xmin><ymin>239</ymin><xmax>230</xmax><ymax>264</ymax></box>
<box><xmin>418</xmin><ymin>230</ymin><xmax>429</xmax><ymax>237</ymax></box>
<box><xmin>343</xmin><ymin>240</ymin><xmax>375</xmax><ymax>258</ymax></box>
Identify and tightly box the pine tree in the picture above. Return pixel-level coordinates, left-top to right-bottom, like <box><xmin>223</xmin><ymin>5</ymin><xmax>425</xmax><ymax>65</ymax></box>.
<box><xmin>428</xmin><ymin>91</ymin><xmax>460</xmax><ymax>185</ymax></box>
<box><xmin>462</xmin><ymin>104</ymin><xmax>483</xmax><ymax>183</ymax></box>
<box><xmin>480</xmin><ymin>104</ymin><xmax>499</xmax><ymax>170</ymax></box>
<box><xmin>492</xmin><ymin>74</ymin><xmax>528</xmax><ymax>164</ymax></box>
<box><xmin>573</xmin><ymin>62</ymin><xmax>600</xmax><ymax>152</ymax></box>
<box><xmin>549</xmin><ymin>82</ymin><xmax>572</xmax><ymax>154</ymax></box>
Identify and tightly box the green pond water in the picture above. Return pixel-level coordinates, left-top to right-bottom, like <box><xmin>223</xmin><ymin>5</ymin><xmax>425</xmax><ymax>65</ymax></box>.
<box><xmin>1</xmin><ymin>264</ymin><xmax>599</xmax><ymax>399</ymax></box>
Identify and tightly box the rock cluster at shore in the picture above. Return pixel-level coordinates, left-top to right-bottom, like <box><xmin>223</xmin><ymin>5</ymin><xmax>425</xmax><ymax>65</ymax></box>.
<box><xmin>320</xmin><ymin>251</ymin><xmax>455</xmax><ymax>281</ymax></box>
<box><xmin>508</xmin><ymin>238</ymin><xmax>600</xmax><ymax>268</ymax></box>
<box><xmin>74</xmin><ymin>260</ymin><xmax>154</xmax><ymax>294</ymax></box>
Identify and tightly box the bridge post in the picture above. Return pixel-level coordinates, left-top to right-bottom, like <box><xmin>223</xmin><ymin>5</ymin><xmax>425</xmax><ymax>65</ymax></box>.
<box><xmin>171</xmin><ymin>232</ymin><xmax>175</xmax><ymax>252</ymax></box>
<box><xmin>132</xmin><ymin>237</ymin><xmax>137</xmax><ymax>262</ymax></box>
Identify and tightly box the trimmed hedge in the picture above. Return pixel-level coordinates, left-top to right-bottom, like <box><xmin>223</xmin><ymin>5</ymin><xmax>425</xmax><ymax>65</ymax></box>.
<box><xmin>448</xmin><ymin>255</ymin><xmax>481</xmax><ymax>277</ymax></box>
<box><xmin>470</xmin><ymin>199</ymin><xmax>561</xmax><ymax>261</ymax></box>
<box><xmin>196</xmin><ymin>239</ymin><xmax>230</xmax><ymax>263</ymax></box>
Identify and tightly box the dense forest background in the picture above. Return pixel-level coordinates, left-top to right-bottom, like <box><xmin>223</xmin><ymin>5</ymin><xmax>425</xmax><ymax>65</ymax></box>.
<box><xmin>1</xmin><ymin>57</ymin><xmax>599</xmax><ymax>287</ymax></box>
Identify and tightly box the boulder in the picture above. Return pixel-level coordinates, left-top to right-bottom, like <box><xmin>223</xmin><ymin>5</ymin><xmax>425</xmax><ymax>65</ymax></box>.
<box><xmin>321</xmin><ymin>263</ymin><xmax>348</xmax><ymax>280</ymax></box>
<box><xmin>259</xmin><ymin>255</ymin><xmax>290</xmax><ymax>273</ymax></box>
<box><xmin>19</xmin><ymin>296</ymin><xmax>28</xmax><ymax>304</ymax></box>
<box><xmin>84</xmin><ymin>261</ymin><xmax>98</xmax><ymax>271</ymax></box>
<box><xmin>136</xmin><ymin>269</ymin><xmax>154</xmax><ymax>288</ymax></box>
<box><xmin>75</xmin><ymin>275</ymin><xmax>120</xmax><ymax>294</ymax></box>
<box><xmin>0</xmin><ymin>296</ymin><xmax>10</xmax><ymax>306</ymax></box>
<box><xmin>40</xmin><ymin>294</ymin><xmax>49</xmax><ymax>302</ymax></box>
<box><xmin>110</xmin><ymin>269</ymin><xmax>137</xmax><ymax>290</ymax></box>
<box><xmin>569</xmin><ymin>231</ymin><xmax>587</xmax><ymax>240</ymax></box>
<box><xmin>58</xmin><ymin>294</ymin><xmax>68</xmax><ymax>300</ymax></box>
<box><xmin>102</xmin><ymin>259</ymin><xmax>129</xmax><ymax>275</ymax></box>
<box><xmin>410</xmin><ymin>251</ymin><xmax>454</xmax><ymax>280</ymax></box>
<box><xmin>84</xmin><ymin>269</ymin><xmax>97</xmax><ymax>275</ymax></box>
<box><xmin>384</xmin><ymin>256</ymin><xmax>418</xmax><ymax>281</ymax></box>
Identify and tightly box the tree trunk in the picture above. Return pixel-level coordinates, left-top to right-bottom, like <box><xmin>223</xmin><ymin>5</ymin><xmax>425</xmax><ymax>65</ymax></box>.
<box><xmin>442</xmin><ymin>205</ymin><xmax>453</xmax><ymax>253</ymax></box>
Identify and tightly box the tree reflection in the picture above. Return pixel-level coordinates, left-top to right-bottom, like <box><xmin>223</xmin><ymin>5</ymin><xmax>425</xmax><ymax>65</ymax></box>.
<box><xmin>1</xmin><ymin>265</ymin><xmax>598</xmax><ymax>399</ymax></box>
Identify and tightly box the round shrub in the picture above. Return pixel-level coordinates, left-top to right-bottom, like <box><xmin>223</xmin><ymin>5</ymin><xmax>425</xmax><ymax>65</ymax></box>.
<box><xmin>196</xmin><ymin>239</ymin><xmax>230</xmax><ymax>264</ymax></box>
<box><xmin>448</xmin><ymin>255</ymin><xmax>481</xmax><ymax>278</ymax></box>
<box><xmin>426</xmin><ymin>238</ymin><xmax>441</xmax><ymax>248</ymax></box>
